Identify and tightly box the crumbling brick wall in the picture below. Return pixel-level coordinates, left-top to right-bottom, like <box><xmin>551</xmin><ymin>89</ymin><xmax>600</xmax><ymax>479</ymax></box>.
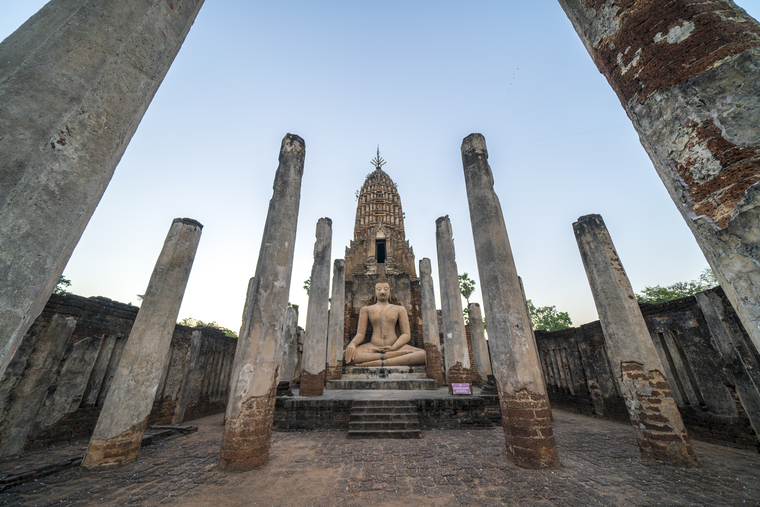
<box><xmin>535</xmin><ymin>287</ymin><xmax>759</xmax><ymax>451</ymax></box>
<box><xmin>0</xmin><ymin>294</ymin><xmax>236</xmax><ymax>451</ymax></box>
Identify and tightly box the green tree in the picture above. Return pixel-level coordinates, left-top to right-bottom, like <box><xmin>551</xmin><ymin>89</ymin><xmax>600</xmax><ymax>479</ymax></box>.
<box><xmin>636</xmin><ymin>268</ymin><xmax>718</xmax><ymax>303</ymax></box>
<box><xmin>526</xmin><ymin>300</ymin><xmax>572</xmax><ymax>332</ymax></box>
<box><xmin>304</xmin><ymin>277</ymin><xmax>311</xmax><ymax>296</ymax></box>
<box><xmin>178</xmin><ymin>317</ymin><xmax>237</xmax><ymax>338</ymax></box>
<box><xmin>53</xmin><ymin>276</ymin><xmax>71</xmax><ymax>295</ymax></box>
<box><xmin>459</xmin><ymin>272</ymin><xmax>476</xmax><ymax>326</ymax></box>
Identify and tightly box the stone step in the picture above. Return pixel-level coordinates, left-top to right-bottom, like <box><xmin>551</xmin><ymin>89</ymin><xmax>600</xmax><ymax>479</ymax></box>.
<box><xmin>349</xmin><ymin>421</ymin><xmax>420</xmax><ymax>431</ymax></box>
<box><xmin>350</xmin><ymin>412</ymin><xmax>418</xmax><ymax>421</ymax></box>
<box><xmin>346</xmin><ymin>429</ymin><xmax>422</xmax><ymax>439</ymax></box>
<box><xmin>351</xmin><ymin>400</ymin><xmax>418</xmax><ymax>408</ymax></box>
<box><xmin>326</xmin><ymin>379</ymin><xmax>436</xmax><ymax>390</ymax></box>
<box><xmin>350</xmin><ymin>407</ymin><xmax>418</xmax><ymax>416</ymax></box>
<box><xmin>342</xmin><ymin>373</ymin><xmax>428</xmax><ymax>379</ymax></box>
<box><xmin>341</xmin><ymin>365</ymin><xmax>428</xmax><ymax>380</ymax></box>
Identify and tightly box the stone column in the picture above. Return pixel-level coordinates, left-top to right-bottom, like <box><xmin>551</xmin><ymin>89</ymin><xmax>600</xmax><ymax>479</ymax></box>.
<box><xmin>573</xmin><ymin>214</ymin><xmax>698</xmax><ymax>466</ymax></box>
<box><xmin>435</xmin><ymin>216</ymin><xmax>471</xmax><ymax>389</ymax></box>
<box><xmin>220</xmin><ymin>134</ymin><xmax>304</xmax><ymax>472</ymax></box>
<box><xmin>280</xmin><ymin>305</ymin><xmax>300</xmax><ymax>384</ymax></box>
<box><xmin>0</xmin><ymin>0</ymin><xmax>205</xmax><ymax>379</ymax></box>
<box><xmin>461</xmin><ymin>133</ymin><xmax>559</xmax><ymax>469</ymax></box>
<box><xmin>82</xmin><ymin>218</ymin><xmax>202</xmax><ymax>468</ymax></box>
<box><xmin>468</xmin><ymin>303</ymin><xmax>492</xmax><ymax>385</ymax></box>
<box><xmin>0</xmin><ymin>315</ymin><xmax>76</xmax><ymax>457</ymax></box>
<box><xmin>325</xmin><ymin>260</ymin><xmax>345</xmax><ymax>382</ymax></box>
<box><xmin>300</xmin><ymin>218</ymin><xmax>333</xmax><ymax>397</ymax></box>
<box><xmin>419</xmin><ymin>258</ymin><xmax>445</xmax><ymax>387</ymax></box>
<box><xmin>557</xmin><ymin>1</ymin><xmax>760</xmax><ymax>355</ymax></box>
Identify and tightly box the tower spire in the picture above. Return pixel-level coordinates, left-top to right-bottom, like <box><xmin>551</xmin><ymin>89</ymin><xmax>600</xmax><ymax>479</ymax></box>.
<box><xmin>370</xmin><ymin>145</ymin><xmax>386</xmax><ymax>170</ymax></box>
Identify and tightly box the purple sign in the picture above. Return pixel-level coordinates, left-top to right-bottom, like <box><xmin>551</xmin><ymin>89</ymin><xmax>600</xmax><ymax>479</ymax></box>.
<box><xmin>452</xmin><ymin>383</ymin><xmax>471</xmax><ymax>395</ymax></box>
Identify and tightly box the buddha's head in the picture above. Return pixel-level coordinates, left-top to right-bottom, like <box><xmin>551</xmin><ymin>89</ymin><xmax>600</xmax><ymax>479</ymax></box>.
<box><xmin>374</xmin><ymin>282</ymin><xmax>391</xmax><ymax>302</ymax></box>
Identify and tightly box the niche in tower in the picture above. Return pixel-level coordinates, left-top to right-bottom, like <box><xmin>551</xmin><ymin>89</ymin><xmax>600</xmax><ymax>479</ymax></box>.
<box><xmin>376</xmin><ymin>239</ymin><xmax>387</xmax><ymax>263</ymax></box>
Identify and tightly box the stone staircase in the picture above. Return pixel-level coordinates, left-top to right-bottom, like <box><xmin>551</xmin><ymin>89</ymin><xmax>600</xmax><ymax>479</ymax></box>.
<box><xmin>347</xmin><ymin>400</ymin><xmax>422</xmax><ymax>439</ymax></box>
<box><xmin>325</xmin><ymin>365</ymin><xmax>436</xmax><ymax>390</ymax></box>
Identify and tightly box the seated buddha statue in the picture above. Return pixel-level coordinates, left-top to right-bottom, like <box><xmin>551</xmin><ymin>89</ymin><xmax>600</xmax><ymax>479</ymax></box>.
<box><xmin>344</xmin><ymin>282</ymin><xmax>426</xmax><ymax>367</ymax></box>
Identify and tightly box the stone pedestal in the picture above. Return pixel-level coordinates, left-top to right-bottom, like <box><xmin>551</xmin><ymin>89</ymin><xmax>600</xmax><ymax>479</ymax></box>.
<box><xmin>83</xmin><ymin>218</ymin><xmax>203</xmax><ymax>468</ymax></box>
<box><xmin>220</xmin><ymin>134</ymin><xmax>304</xmax><ymax>472</ymax></box>
<box><xmin>0</xmin><ymin>0</ymin><xmax>204</xmax><ymax>379</ymax></box>
<box><xmin>326</xmin><ymin>260</ymin><xmax>346</xmax><ymax>381</ymax></box>
<box><xmin>468</xmin><ymin>303</ymin><xmax>492</xmax><ymax>385</ymax></box>
<box><xmin>557</xmin><ymin>0</ymin><xmax>760</xmax><ymax>355</ymax></box>
<box><xmin>419</xmin><ymin>258</ymin><xmax>445</xmax><ymax>387</ymax></box>
<box><xmin>300</xmin><ymin>218</ymin><xmax>333</xmax><ymax>397</ymax></box>
<box><xmin>435</xmin><ymin>217</ymin><xmax>471</xmax><ymax>389</ymax></box>
<box><xmin>574</xmin><ymin>214</ymin><xmax>698</xmax><ymax>466</ymax></box>
<box><xmin>461</xmin><ymin>133</ymin><xmax>559</xmax><ymax>469</ymax></box>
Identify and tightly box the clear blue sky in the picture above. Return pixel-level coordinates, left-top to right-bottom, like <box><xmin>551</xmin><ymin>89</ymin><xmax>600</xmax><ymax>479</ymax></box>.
<box><xmin>3</xmin><ymin>1</ymin><xmax>759</xmax><ymax>331</ymax></box>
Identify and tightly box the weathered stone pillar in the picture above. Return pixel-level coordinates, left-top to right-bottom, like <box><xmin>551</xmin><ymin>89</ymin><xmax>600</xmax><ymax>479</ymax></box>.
<box><xmin>461</xmin><ymin>133</ymin><xmax>559</xmax><ymax>469</ymax></box>
<box><xmin>82</xmin><ymin>218</ymin><xmax>202</xmax><ymax>468</ymax></box>
<box><xmin>173</xmin><ymin>330</ymin><xmax>203</xmax><ymax>424</ymax></box>
<box><xmin>0</xmin><ymin>0</ymin><xmax>205</xmax><ymax>379</ymax></box>
<box><xmin>300</xmin><ymin>218</ymin><xmax>333</xmax><ymax>397</ymax></box>
<box><xmin>220</xmin><ymin>134</ymin><xmax>304</xmax><ymax>472</ymax></box>
<box><xmin>435</xmin><ymin>216</ymin><xmax>471</xmax><ymax>389</ymax></box>
<box><xmin>280</xmin><ymin>305</ymin><xmax>300</xmax><ymax>384</ymax></box>
<box><xmin>557</xmin><ymin>1</ymin><xmax>760</xmax><ymax>355</ymax></box>
<box><xmin>468</xmin><ymin>303</ymin><xmax>492</xmax><ymax>385</ymax></box>
<box><xmin>325</xmin><ymin>259</ymin><xmax>345</xmax><ymax>382</ymax></box>
<box><xmin>573</xmin><ymin>214</ymin><xmax>698</xmax><ymax>466</ymax></box>
<box><xmin>419</xmin><ymin>258</ymin><xmax>445</xmax><ymax>387</ymax></box>
<box><xmin>0</xmin><ymin>315</ymin><xmax>76</xmax><ymax>457</ymax></box>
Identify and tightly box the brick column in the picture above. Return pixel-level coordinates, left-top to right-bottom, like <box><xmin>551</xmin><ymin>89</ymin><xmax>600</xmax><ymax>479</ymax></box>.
<box><xmin>557</xmin><ymin>0</ymin><xmax>760</xmax><ymax>355</ymax></box>
<box><xmin>435</xmin><ymin>217</ymin><xmax>471</xmax><ymax>389</ymax></box>
<box><xmin>83</xmin><ymin>218</ymin><xmax>203</xmax><ymax>468</ymax></box>
<box><xmin>419</xmin><ymin>258</ymin><xmax>445</xmax><ymax>387</ymax></box>
<box><xmin>461</xmin><ymin>133</ymin><xmax>559</xmax><ymax>469</ymax></box>
<box><xmin>300</xmin><ymin>218</ymin><xmax>332</xmax><ymax>396</ymax></box>
<box><xmin>0</xmin><ymin>0</ymin><xmax>205</xmax><ymax>379</ymax></box>
<box><xmin>220</xmin><ymin>134</ymin><xmax>304</xmax><ymax>472</ymax></box>
<box><xmin>325</xmin><ymin>260</ymin><xmax>346</xmax><ymax>381</ymax></box>
<box><xmin>574</xmin><ymin>214</ymin><xmax>698</xmax><ymax>466</ymax></box>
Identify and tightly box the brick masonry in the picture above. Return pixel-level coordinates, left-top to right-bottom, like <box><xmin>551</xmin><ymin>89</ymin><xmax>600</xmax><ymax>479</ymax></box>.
<box><xmin>219</xmin><ymin>381</ymin><xmax>277</xmax><ymax>472</ymax></box>
<box><xmin>299</xmin><ymin>370</ymin><xmax>326</xmax><ymax>397</ymax></box>
<box><xmin>535</xmin><ymin>286</ymin><xmax>760</xmax><ymax>452</ymax></box>
<box><xmin>0</xmin><ymin>294</ymin><xmax>236</xmax><ymax>452</ymax></box>
<box><xmin>498</xmin><ymin>387</ymin><xmax>560</xmax><ymax>469</ymax></box>
<box><xmin>423</xmin><ymin>343</ymin><xmax>445</xmax><ymax>387</ymax></box>
<box><xmin>325</xmin><ymin>362</ymin><xmax>343</xmax><ymax>382</ymax></box>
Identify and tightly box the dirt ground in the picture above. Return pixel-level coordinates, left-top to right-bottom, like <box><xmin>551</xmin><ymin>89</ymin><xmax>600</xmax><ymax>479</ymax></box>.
<box><xmin>2</xmin><ymin>410</ymin><xmax>759</xmax><ymax>506</ymax></box>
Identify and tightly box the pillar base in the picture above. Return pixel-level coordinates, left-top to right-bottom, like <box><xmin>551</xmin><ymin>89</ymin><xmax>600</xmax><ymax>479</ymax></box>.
<box><xmin>424</xmin><ymin>343</ymin><xmax>445</xmax><ymax>387</ymax></box>
<box><xmin>499</xmin><ymin>388</ymin><xmax>560</xmax><ymax>469</ymax></box>
<box><xmin>621</xmin><ymin>362</ymin><xmax>699</xmax><ymax>466</ymax></box>
<box><xmin>300</xmin><ymin>370</ymin><xmax>325</xmax><ymax>397</ymax></box>
<box><xmin>446</xmin><ymin>362</ymin><xmax>471</xmax><ymax>393</ymax></box>
<box><xmin>219</xmin><ymin>383</ymin><xmax>277</xmax><ymax>472</ymax></box>
<box><xmin>81</xmin><ymin>420</ymin><xmax>147</xmax><ymax>469</ymax></box>
<box><xmin>325</xmin><ymin>362</ymin><xmax>343</xmax><ymax>381</ymax></box>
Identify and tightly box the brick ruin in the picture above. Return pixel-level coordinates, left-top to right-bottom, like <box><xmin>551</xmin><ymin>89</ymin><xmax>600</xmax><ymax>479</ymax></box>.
<box><xmin>0</xmin><ymin>294</ymin><xmax>235</xmax><ymax>455</ymax></box>
<box><xmin>535</xmin><ymin>286</ymin><xmax>760</xmax><ymax>452</ymax></box>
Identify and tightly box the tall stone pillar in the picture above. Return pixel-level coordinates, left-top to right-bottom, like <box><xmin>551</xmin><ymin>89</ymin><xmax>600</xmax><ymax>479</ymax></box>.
<box><xmin>461</xmin><ymin>133</ymin><xmax>559</xmax><ymax>469</ymax></box>
<box><xmin>0</xmin><ymin>0</ymin><xmax>205</xmax><ymax>379</ymax></box>
<box><xmin>220</xmin><ymin>134</ymin><xmax>305</xmax><ymax>472</ymax></box>
<box><xmin>300</xmin><ymin>218</ymin><xmax>333</xmax><ymax>397</ymax></box>
<box><xmin>557</xmin><ymin>1</ymin><xmax>760</xmax><ymax>355</ymax></box>
<box><xmin>325</xmin><ymin>260</ymin><xmax>345</xmax><ymax>382</ymax></box>
<box><xmin>573</xmin><ymin>214</ymin><xmax>698</xmax><ymax>466</ymax></box>
<box><xmin>435</xmin><ymin>217</ymin><xmax>471</xmax><ymax>389</ymax></box>
<box><xmin>280</xmin><ymin>305</ymin><xmax>300</xmax><ymax>384</ymax></box>
<box><xmin>82</xmin><ymin>218</ymin><xmax>203</xmax><ymax>468</ymax></box>
<box><xmin>468</xmin><ymin>303</ymin><xmax>492</xmax><ymax>385</ymax></box>
<box><xmin>419</xmin><ymin>258</ymin><xmax>445</xmax><ymax>387</ymax></box>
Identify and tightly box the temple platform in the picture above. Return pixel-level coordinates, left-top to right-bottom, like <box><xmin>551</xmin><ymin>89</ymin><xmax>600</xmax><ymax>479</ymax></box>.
<box><xmin>325</xmin><ymin>365</ymin><xmax>437</xmax><ymax>390</ymax></box>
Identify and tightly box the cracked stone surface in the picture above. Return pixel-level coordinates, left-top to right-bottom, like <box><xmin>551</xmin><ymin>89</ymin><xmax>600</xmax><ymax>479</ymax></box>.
<box><xmin>2</xmin><ymin>409</ymin><xmax>759</xmax><ymax>506</ymax></box>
